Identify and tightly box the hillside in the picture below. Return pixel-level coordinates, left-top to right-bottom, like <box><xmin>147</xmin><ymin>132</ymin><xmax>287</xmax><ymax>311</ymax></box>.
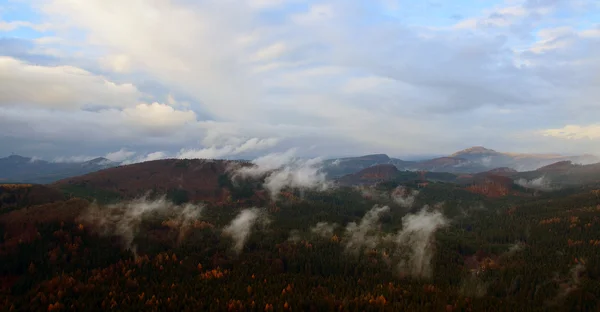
<box><xmin>512</xmin><ymin>161</ymin><xmax>600</xmax><ymax>188</ymax></box>
<box><xmin>0</xmin><ymin>184</ymin><xmax>65</xmax><ymax>212</ymax></box>
<box><xmin>337</xmin><ymin>164</ymin><xmax>401</xmax><ymax>186</ymax></box>
<box><xmin>1</xmin><ymin>168</ymin><xmax>600</xmax><ymax>310</ymax></box>
<box><xmin>52</xmin><ymin>159</ymin><xmax>248</xmax><ymax>204</ymax></box>
<box><xmin>0</xmin><ymin>155</ymin><xmax>118</xmax><ymax>184</ymax></box>
<box><xmin>321</xmin><ymin>154</ymin><xmax>414</xmax><ymax>178</ymax></box>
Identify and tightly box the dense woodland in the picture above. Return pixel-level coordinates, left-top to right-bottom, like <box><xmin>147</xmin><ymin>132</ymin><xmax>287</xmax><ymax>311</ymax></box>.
<box><xmin>1</xmin><ymin>175</ymin><xmax>600</xmax><ymax>311</ymax></box>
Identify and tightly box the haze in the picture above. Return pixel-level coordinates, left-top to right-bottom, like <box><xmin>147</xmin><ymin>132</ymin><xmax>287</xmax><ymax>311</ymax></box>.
<box><xmin>1</xmin><ymin>0</ymin><xmax>599</xmax><ymax>162</ymax></box>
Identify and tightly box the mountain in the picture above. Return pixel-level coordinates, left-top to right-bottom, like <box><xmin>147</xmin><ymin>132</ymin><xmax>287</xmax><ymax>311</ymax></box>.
<box><xmin>512</xmin><ymin>161</ymin><xmax>600</xmax><ymax>188</ymax></box>
<box><xmin>321</xmin><ymin>154</ymin><xmax>414</xmax><ymax>178</ymax></box>
<box><xmin>51</xmin><ymin>159</ymin><xmax>258</xmax><ymax>204</ymax></box>
<box><xmin>451</xmin><ymin>146</ymin><xmax>500</xmax><ymax>158</ymax></box>
<box><xmin>0</xmin><ymin>155</ymin><xmax>119</xmax><ymax>184</ymax></box>
<box><xmin>323</xmin><ymin>147</ymin><xmax>599</xmax><ymax>176</ymax></box>
<box><xmin>336</xmin><ymin>164</ymin><xmax>401</xmax><ymax>186</ymax></box>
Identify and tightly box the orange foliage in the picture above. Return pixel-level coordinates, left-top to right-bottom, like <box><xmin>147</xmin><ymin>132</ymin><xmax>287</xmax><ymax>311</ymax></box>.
<box><xmin>539</xmin><ymin>217</ymin><xmax>561</xmax><ymax>225</ymax></box>
<box><xmin>199</xmin><ymin>267</ymin><xmax>229</xmax><ymax>280</ymax></box>
<box><xmin>568</xmin><ymin>239</ymin><xmax>584</xmax><ymax>246</ymax></box>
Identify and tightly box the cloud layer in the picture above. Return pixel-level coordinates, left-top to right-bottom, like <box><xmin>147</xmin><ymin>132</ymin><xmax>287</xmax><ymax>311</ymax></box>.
<box><xmin>1</xmin><ymin>0</ymin><xmax>600</xmax><ymax>158</ymax></box>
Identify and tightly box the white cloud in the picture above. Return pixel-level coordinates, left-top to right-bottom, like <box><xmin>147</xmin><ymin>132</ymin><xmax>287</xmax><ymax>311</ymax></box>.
<box><xmin>222</xmin><ymin>208</ymin><xmax>270</xmax><ymax>254</ymax></box>
<box><xmin>234</xmin><ymin>149</ymin><xmax>330</xmax><ymax>198</ymax></box>
<box><xmin>105</xmin><ymin>148</ymin><xmax>136</xmax><ymax>162</ymax></box>
<box><xmin>52</xmin><ymin>155</ymin><xmax>96</xmax><ymax>163</ymax></box>
<box><xmin>0</xmin><ymin>20</ymin><xmax>51</xmax><ymax>32</ymax></box>
<box><xmin>177</xmin><ymin>137</ymin><xmax>279</xmax><ymax>160</ymax></box>
<box><xmin>453</xmin><ymin>6</ymin><xmax>528</xmax><ymax>30</ymax></box>
<box><xmin>80</xmin><ymin>197</ymin><xmax>204</xmax><ymax>253</ymax></box>
<box><xmin>540</xmin><ymin>124</ymin><xmax>600</xmax><ymax>140</ymax></box>
<box><xmin>100</xmin><ymin>54</ymin><xmax>132</xmax><ymax>73</ymax></box>
<box><xmin>392</xmin><ymin>208</ymin><xmax>448</xmax><ymax>278</ymax></box>
<box><xmin>0</xmin><ymin>0</ymin><xmax>598</xmax><ymax>157</ymax></box>
<box><xmin>0</xmin><ymin>57</ymin><xmax>140</xmax><ymax>110</ymax></box>
<box><xmin>121</xmin><ymin>103</ymin><xmax>197</xmax><ymax>135</ymax></box>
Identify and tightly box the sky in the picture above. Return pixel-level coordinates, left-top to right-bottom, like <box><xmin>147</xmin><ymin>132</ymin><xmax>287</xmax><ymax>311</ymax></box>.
<box><xmin>0</xmin><ymin>0</ymin><xmax>599</xmax><ymax>163</ymax></box>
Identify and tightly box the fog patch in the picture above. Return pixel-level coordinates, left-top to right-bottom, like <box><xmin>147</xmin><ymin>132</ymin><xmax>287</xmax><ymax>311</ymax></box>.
<box><xmin>547</xmin><ymin>262</ymin><xmax>586</xmax><ymax>306</ymax></box>
<box><xmin>344</xmin><ymin>205</ymin><xmax>390</xmax><ymax>253</ymax></box>
<box><xmin>234</xmin><ymin>149</ymin><xmax>330</xmax><ymax>199</ymax></box>
<box><xmin>391</xmin><ymin>207</ymin><xmax>449</xmax><ymax>278</ymax></box>
<box><xmin>515</xmin><ymin>176</ymin><xmax>554</xmax><ymax>191</ymax></box>
<box><xmin>79</xmin><ymin>196</ymin><xmax>204</xmax><ymax>254</ymax></box>
<box><xmin>310</xmin><ymin>222</ymin><xmax>339</xmax><ymax>238</ymax></box>
<box><xmin>459</xmin><ymin>272</ymin><xmax>489</xmax><ymax>298</ymax></box>
<box><xmin>222</xmin><ymin>208</ymin><xmax>270</xmax><ymax>254</ymax></box>
<box><xmin>391</xmin><ymin>186</ymin><xmax>419</xmax><ymax>208</ymax></box>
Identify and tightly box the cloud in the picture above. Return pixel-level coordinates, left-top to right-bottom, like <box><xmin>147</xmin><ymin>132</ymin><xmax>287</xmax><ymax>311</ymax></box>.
<box><xmin>0</xmin><ymin>57</ymin><xmax>140</xmax><ymax>110</ymax></box>
<box><xmin>52</xmin><ymin>155</ymin><xmax>96</xmax><ymax>163</ymax></box>
<box><xmin>540</xmin><ymin>124</ymin><xmax>600</xmax><ymax>140</ymax></box>
<box><xmin>0</xmin><ymin>20</ymin><xmax>51</xmax><ymax>32</ymax></box>
<box><xmin>0</xmin><ymin>0</ymin><xmax>598</xmax><ymax>157</ymax></box>
<box><xmin>178</xmin><ymin>137</ymin><xmax>279</xmax><ymax>160</ymax></box>
<box><xmin>391</xmin><ymin>186</ymin><xmax>419</xmax><ymax>208</ymax></box>
<box><xmin>123</xmin><ymin>151</ymin><xmax>170</xmax><ymax>165</ymax></box>
<box><xmin>547</xmin><ymin>262</ymin><xmax>586</xmax><ymax>305</ymax></box>
<box><xmin>78</xmin><ymin>196</ymin><xmax>204</xmax><ymax>254</ymax></box>
<box><xmin>515</xmin><ymin>176</ymin><xmax>553</xmax><ymax>191</ymax></box>
<box><xmin>391</xmin><ymin>207</ymin><xmax>448</xmax><ymax>278</ymax></box>
<box><xmin>234</xmin><ymin>149</ymin><xmax>330</xmax><ymax>198</ymax></box>
<box><xmin>310</xmin><ymin>221</ymin><xmax>339</xmax><ymax>238</ymax></box>
<box><xmin>344</xmin><ymin>205</ymin><xmax>390</xmax><ymax>253</ymax></box>
<box><xmin>222</xmin><ymin>208</ymin><xmax>271</xmax><ymax>254</ymax></box>
<box><xmin>105</xmin><ymin>148</ymin><xmax>136</xmax><ymax>162</ymax></box>
<box><xmin>121</xmin><ymin>103</ymin><xmax>197</xmax><ymax>135</ymax></box>
<box><xmin>460</xmin><ymin>272</ymin><xmax>489</xmax><ymax>298</ymax></box>
<box><xmin>339</xmin><ymin>204</ymin><xmax>448</xmax><ymax>278</ymax></box>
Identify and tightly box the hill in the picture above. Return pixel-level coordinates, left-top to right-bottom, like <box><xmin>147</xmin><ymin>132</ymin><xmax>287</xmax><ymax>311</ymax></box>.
<box><xmin>0</xmin><ymin>155</ymin><xmax>118</xmax><ymax>184</ymax></box>
<box><xmin>512</xmin><ymin>161</ymin><xmax>600</xmax><ymax>189</ymax></box>
<box><xmin>337</xmin><ymin>164</ymin><xmax>401</xmax><ymax>186</ymax></box>
<box><xmin>51</xmin><ymin>159</ymin><xmax>244</xmax><ymax>204</ymax></box>
<box><xmin>0</xmin><ymin>184</ymin><xmax>65</xmax><ymax>212</ymax></box>
<box><xmin>1</xmin><ymin>167</ymin><xmax>600</xmax><ymax>310</ymax></box>
<box><xmin>321</xmin><ymin>154</ymin><xmax>414</xmax><ymax>178</ymax></box>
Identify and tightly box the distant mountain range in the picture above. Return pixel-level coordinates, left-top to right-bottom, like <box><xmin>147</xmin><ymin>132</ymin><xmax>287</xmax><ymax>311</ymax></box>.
<box><xmin>336</xmin><ymin>160</ymin><xmax>600</xmax><ymax>193</ymax></box>
<box><xmin>322</xmin><ymin>146</ymin><xmax>599</xmax><ymax>178</ymax></box>
<box><xmin>0</xmin><ymin>155</ymin><xmax>119</xmax><ymax>184</ymax></box>
<box><xmin>2</xmin><ymin>146</ymin><xmax>599</xmax><ymax>184</ymax></box>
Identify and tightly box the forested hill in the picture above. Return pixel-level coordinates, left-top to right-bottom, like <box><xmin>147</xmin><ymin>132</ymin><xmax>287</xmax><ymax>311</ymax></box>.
<box><xmin>1</xmin><ymin>172</ymin><xmax>599</xmax><ymax>311</ymax></box>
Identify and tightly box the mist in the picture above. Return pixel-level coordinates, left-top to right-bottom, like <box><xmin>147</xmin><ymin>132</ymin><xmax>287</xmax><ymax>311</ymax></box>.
<box><xmin>391</xmin><ymin>207</ymin><xmax>449</xmax><ymax>278</ymax></box>
<box><xmin>515</xmin><ymin>176</ymin><xmax>554</xmax><ymax>191</ymax></box>
<box><xmin>310</xmin><ymin>222</ymin><xmax>339</xmax><ymax>238</ymax></box>
<box><xmin>459</xmin><ymin>272</ymin><xmax>489</xmax><ymax>298</ymax></box>
<box><xmin>344</xmin><ymin>205</ymin><xmax>390</xmax><ymax>253</ymax></box>
<box><xmin>234</xmin><ymin>149</ymin><xmax>330</xmax><ymax>198</ymax></box>
<box><xmin>391</xmin><ymin>186</ymin><xmax>419</xmax><ymax>208</ymax></box>
<box><xmin>78</xmin><ymin>196</ymin><xmax>204</xmax><ymax>254</ymax></box>
<box><xmin>222</xmin><ymin>208</ymin><xmax>271</xmax><ymax>254</ymax></box>
<box><xmin>547</xmin><ymin>262</ymin><xmax>586</xmax><ymax>306</ymax></box>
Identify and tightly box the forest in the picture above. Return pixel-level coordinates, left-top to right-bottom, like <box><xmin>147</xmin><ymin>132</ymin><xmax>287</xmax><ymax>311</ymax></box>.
<box><xmin>1</xmin><ymin>176</ymin><xmax>599</xmax><ymax>311</ymax></box>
